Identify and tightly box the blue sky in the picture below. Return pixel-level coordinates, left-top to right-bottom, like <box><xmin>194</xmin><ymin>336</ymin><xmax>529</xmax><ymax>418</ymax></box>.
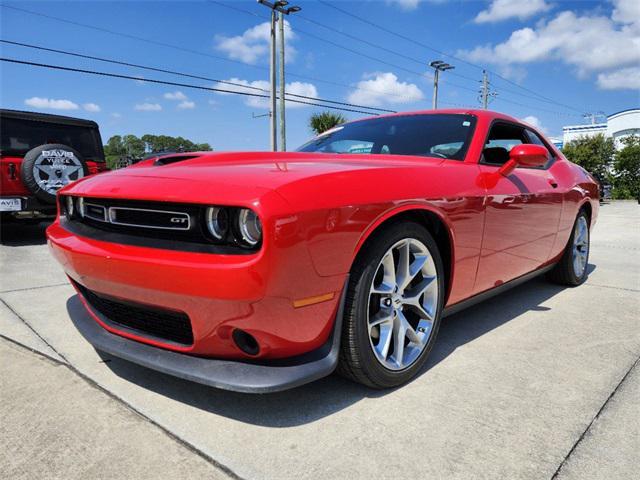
<box><xmin>1</xmin><ymin>0</ymin><xmax>638</xmax><ymax>150</ymax></box>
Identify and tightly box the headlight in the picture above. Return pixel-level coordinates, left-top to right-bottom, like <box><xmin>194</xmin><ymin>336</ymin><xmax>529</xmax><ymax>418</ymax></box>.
<box><xmin>77</xmin><ymin>197</ymin><xmax>85</xmax><ymax>218</ymax></box>
<box><xmin>236</xmin><ymin>208</ymin><xmax>262</xmax><ymax>246</ymax></box>
<box><xmin>205</xmin><ymin>207</ymin><xmax>229</xmax><ymax>240</ymax></box>
<box><xmin>65</xmin><ymin>196</ymin><xmax>74</xmax><ymax>218</ymax></box>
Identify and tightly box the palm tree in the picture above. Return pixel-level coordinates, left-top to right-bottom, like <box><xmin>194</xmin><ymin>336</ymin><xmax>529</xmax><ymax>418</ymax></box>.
<box><xmin>309</xmin><ymin>111</ymin><xmax>347</xmax><ymax>135</ymax></box>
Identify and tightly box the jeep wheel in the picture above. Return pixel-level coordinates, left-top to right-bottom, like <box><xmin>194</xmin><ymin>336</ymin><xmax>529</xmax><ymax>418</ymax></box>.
<box><xmin>20</xmin><ymin>144</ymin><xmax>88</xmax><ymax>204</ymax></box>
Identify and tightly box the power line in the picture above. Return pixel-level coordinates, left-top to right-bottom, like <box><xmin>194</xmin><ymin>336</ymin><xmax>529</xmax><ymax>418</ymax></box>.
<box><xmin>208</xmin><ymin>0</ymin><xmax>481</xmax><ymax>96</ymax></box>
<box><xmin>317</xmin><ymin>0</ymin><xmax>586</xmax><ymax>114</ymax></box>
<box><xmin>0</xmin><ymin>39</ymin><xmax>395</xmax><ymax>113</ymax></box>
<box><xmin>213</xmin><ymin>0</ymin><xmax>585</xmax><ymax>114</ymax></box>
<box><xmin>0</xmin><ymin>3</ymin><xmax>415</xmax><ymax>104</ymax></box>
<box><xmin>0</xmin><ymin>57</ymin><xmax>387</xmax><ymax>115</ymax></box>
<box><xmin>1</xmin><ymin>3</ymin><xmax>585</xmax><ymax>118</ymax></box>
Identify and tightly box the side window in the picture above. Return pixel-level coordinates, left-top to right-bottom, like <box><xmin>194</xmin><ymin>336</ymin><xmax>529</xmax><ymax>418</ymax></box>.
<box><xmin>526</xmin><ymin>129</ymin><xmax>556</xmax><ymax>158</ymax></box>
<box><xmin>482</xmin><ymin>123</ymin><xmax>528</xmax><ymax>166</ymax></box>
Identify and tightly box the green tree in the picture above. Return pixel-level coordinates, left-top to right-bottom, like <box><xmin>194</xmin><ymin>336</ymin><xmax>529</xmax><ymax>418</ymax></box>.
<box><xmin>309</xmin><ymin>111</ymin><xmax>347</xmax><ymax>135</ymax></box>
<box><xmin>104</xmin><ymin>134</ymin><xmax>212</xmax><ymax>168</ymax></box>
<box><xmin>612</xmin><ymin>135</ymin><xmax>640</xmax><ymax>199</ymax></box>
<box><xmin>103</xmin><ymin>135</ymin><xmax>125</xmax><ymax>169</ymax></box>
<box><xmin>562</xmin><ymin>134</ymin><xmax>615</xmax><ymax>181</ymax></box>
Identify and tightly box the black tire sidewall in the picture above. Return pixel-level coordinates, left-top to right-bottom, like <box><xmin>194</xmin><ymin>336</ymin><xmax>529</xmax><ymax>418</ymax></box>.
<box><xmin>348</xmin><ymin>222</ymin><xmax>445</xmax><ymax>388</ymax></box>
<box><xmin>20</xmin><ymin>144</ymin><xmax>88</xmax><ymax>204</ymax></box>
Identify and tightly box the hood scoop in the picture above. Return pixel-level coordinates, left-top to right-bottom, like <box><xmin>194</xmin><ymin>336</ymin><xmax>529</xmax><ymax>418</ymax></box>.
<box><xmin>154</xmin><ymin>154</ymin><xmax>200</xmax><ymax>166</ymax></box>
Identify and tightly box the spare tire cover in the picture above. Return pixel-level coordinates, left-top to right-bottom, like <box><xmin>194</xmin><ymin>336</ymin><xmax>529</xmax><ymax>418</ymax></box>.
<box><xmin>20</xmin><ymin>144</ymin><xmax>89</xmax><ymax>204</ymax></box>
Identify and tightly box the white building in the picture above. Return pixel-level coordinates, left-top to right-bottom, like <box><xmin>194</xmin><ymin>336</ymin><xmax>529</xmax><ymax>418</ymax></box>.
<box><xmin>562</xmin><ymin>108</ymin><xmax>640</xmax><ymax>149</ymax></box>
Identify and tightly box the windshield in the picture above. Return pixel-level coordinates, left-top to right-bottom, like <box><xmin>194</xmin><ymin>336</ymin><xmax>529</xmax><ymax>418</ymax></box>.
<box><xmin>0</xmin><ymin>117</ymin><xmax>104</xmax><ymax>161</ymax></box>
<box><xmin>297</xmin><ymin>114</ymin><xmax>476</xmax><ymax>160</ymax></box>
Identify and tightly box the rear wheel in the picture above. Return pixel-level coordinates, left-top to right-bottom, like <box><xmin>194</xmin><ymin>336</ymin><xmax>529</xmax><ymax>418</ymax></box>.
<box><xmin>337</xmin><ymin>222</ymin><xmax>444</xmax><ymax>388</ymax></box>
<box><xmin>548</xmin><ymin>210</ymin><xmax>590</xmax><ymax>286</ymax></box>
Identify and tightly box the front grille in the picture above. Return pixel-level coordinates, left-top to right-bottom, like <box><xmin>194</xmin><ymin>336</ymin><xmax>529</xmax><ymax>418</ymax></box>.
<box><xmin>75</xmin><ymin>282</ymin><xmax>194</xmax><ymax>346</ymax></box>
<box><xmin>61</xmin><ymin>197</ymin><xmax>259</xmax><ymax>254</ymax></box>
<box><xmin>78</xmin><ymin>198</ymin><xmax>203</xmax><ymax>241</ymax></box>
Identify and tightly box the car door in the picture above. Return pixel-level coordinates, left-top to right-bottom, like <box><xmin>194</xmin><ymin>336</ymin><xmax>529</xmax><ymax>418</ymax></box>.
<box><xmin>474</xmin><ymin>122</ymin><xmax>563</xmax><ymax>293</ymax></box>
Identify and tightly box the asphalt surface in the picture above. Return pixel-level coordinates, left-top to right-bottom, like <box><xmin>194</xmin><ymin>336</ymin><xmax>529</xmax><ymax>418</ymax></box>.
<box><xmin>1</xmin><ymin>201</ymin><xmax>638</xmax><ymax>480</ymax></box>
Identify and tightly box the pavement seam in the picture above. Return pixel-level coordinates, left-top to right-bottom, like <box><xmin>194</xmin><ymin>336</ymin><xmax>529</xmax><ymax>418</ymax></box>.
<box><xmin>583</xmin><ymin>283</ymin><xmax>640</xmax><ymax>293</ymax></box>
<box><xmin>550</xmin><ymin>354</ymin><xmax>640</xmax><ymax>479</ymax></box>
<box><xmin>0</xmin><ymin>297</ymin><xmax>246</xmax><ymax>480</ymax></box>
<box><xmin>0</xmin><ymin>282</ymin><xmax>69</xmax><ymax>294</ymax></box>
<box><xmin>0</xmin><ymin>333</ymin><xmax>66</xmax><ymax>365</ymax></box>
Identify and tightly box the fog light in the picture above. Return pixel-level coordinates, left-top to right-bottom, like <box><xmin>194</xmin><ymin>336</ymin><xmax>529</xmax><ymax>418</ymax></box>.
<box><xmin>232</xmin><ymin>329</ymin><xmax>260</xmax><ymax>356</ymax></box>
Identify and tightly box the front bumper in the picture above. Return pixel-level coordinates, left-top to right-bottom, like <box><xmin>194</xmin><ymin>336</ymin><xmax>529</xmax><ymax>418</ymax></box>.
<box><xmin>67</xmin><ymin>283</ymin><xmax>346</xmax><ymax>393</ymax></box>
<box><xmin>47</xmin><ymin>220</ymin><xmax>345</xmax><ymax>359</ymax></box>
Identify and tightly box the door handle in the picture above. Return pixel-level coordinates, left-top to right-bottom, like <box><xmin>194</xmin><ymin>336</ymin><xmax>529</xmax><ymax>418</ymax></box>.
<box><xmin>548</xmin><ymin>179</ymin><xmax>558</xmax><ymax>188</ymax></box>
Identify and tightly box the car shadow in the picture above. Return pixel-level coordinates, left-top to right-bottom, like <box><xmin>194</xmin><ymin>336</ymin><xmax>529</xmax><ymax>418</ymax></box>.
<box><xmin>0</xmin><ymin>221</ymin><xmax>51</xmax><ymax>246</ymax></box>
<box><xmin>99</xmin><ymin>265</ymin><xmax>596</xmax><ymax>427</ymax></box>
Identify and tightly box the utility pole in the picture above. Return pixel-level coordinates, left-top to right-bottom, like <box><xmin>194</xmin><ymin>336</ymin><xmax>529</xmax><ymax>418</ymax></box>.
<box><xmin>481</xmin><ymin>70</ymin><xmax>489</xmax><ymax>109</ymax></box>
<box><xmin>258</xmin><ymin>0</ymin><xmax>301</xmax><ymax>152</ymax></box>
<box><xmin>278</xmin><ymin>13</ymin><xmax>286</xmax><ymax>151</ymax></box>
<box><xmin>269</xmin><ymin>8</ymin><xmax>277</xmax><ymax>151</ymax></box>
<box><xmin>478</xmin><ymin>70</ymin><xmax>497</xmax><ymax>109</ymax></box>
<box><xmin>429</xmin><ymin>60</ymin><xmax>454</xmax><ymax>110</ymax></box>
<box><xmin>583</xmin><ymin>111</ymin><xmax>605</xmax><ymax>124</ymax></box>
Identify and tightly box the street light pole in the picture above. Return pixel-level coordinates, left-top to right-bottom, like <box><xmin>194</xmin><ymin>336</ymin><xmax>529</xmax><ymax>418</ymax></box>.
<box><xmin>429</xmin><ymin>60</ymin><xmax>455</xmax><ymax>110</ymax></box>
<box><xmin>258</xmin><ymin>0</ymin><xmax>301</xmax><ymax>152</ymax></box>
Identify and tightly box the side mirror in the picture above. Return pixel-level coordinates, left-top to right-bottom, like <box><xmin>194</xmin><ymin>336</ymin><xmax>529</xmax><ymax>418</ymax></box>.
<box><xmin>498</xmin><ymin>144</ymin><xmax>549</xmax><ymax>176</ymax></box>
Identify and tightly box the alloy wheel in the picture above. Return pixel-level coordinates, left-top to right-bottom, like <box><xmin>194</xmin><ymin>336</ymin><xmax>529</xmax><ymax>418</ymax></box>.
<box><xmin>572</xmin><ymin>216</ymin><xmax>589</xmax><ymax>278</ymax></box>
<box><xmin>367</xmin><ymin>238</ymin><xmax>439</xmax><ymax>371</ymax></box>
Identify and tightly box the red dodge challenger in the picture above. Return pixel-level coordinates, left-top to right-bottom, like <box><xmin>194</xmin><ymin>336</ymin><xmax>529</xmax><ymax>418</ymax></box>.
<box><xmin>47</xmin><ymin>110</ymin><xmax>598</xmax><ymax>392</ymax></box>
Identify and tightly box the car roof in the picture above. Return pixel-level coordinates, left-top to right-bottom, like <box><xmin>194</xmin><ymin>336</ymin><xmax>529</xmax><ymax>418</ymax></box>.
<box><xmin>347</xmin><ymin>109</ymin><xmax>523</xmax><ymax>126</ymax></box>
<box><xmin>0</xmin><ymin>108</ymin><xmax>100</xmax><ymax>128</ymax></box>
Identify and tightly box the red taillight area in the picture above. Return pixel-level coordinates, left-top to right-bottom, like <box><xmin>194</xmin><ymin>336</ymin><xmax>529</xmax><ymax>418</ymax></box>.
<box><xmin>0</xmin><ymin>156</ymin><xmax>29</xmax><ymax>195</ymax></box>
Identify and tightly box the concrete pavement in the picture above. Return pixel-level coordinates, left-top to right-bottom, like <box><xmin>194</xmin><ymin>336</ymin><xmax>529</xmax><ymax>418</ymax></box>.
<box><xmin>1</xmin><ymin>201</ymin><xmax>638</xmax><ymax>479</ymax></box>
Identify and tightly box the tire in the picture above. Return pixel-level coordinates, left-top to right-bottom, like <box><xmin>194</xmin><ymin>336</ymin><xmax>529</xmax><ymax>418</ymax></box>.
<box><xmin>547</xmin><ymin>210</ymin><xmax>590</xmax><ymax>286</ymax></box>
<box><xmin>337</xmin><ymin>222</ymin><xmax>445</xmax><ymax>388</ymax></box>
<box><xmin>20</xmin><ymin>144</ymin><xmax>88</xmax><ymax>204</ymax></box>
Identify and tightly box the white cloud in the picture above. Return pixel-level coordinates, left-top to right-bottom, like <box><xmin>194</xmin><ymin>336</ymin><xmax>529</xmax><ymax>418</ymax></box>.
<box><xmin>521</xmin><ymin>115</ymin><xmax>547</xmax><ymax>134</ymax></box>
<box><xmin>24</xmin><ymin>97</ymin><xmax>79</xmax><ymax>110</ymax></box>
<box><xmin>459</xmin><ymin>1</ymin><xmax>640</xmax><ymax>86</ymax></box>
<box><xmin>387</xmin><ymin>0</ymin><xmax>421</xmax><ymax>10</ymax></box>
<box><xmin>177</xmin><ymin>100</ymin><xmax>196</xmax><ymax>110</ymax></box>
<box><xmin>474</xmin><ymin>0</ymin><xmax>551</xmax><ymax>24</ymax></box>
<box><xmin>347</xmin><ymin>72</ymin><xmax>424</xmax><ymax>107</ymax></box>
<box><xmin>597</xmin><ymin>67</ymin><xmax>640</xmax><ymax>90</ymax></box>
<box><xmin>215</xmin><ymin>20</ymin><xmax>296</xmax><ymax>65</ymax></box>
<box><xmin>612</xmin><ymin>0</ymin><xmax>640</xmax><ymax>27</ymax></box>
<box><xmin>214</xmin><ymin>78</ymin><xmax>318</xmax><ymax>109</ymax></box>
<box><xmin>111</xmin><ymin>113</ymin><xmax>122</xmax><ymax>118</ymax></box>
<box><xmin>82</xmin><ymin>103</ymin><xmax>101</xmax><ymax>112</ymax></box>
<box><xmin>134</xmin><ymin>102</ymin><xmax>162</xmax><ymax>111</ymax></box>
<box><xmin>282</xmin><ymin>82</ymin><xmax>319</xmax><ymax>109</ymax></box>
<box><xmin>164</xmin><ymin>91</ymin><xmax>188</xmax><ymax>101</ymax></box>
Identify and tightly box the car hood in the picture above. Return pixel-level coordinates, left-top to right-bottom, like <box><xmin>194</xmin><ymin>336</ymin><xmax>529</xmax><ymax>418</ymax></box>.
<box><xmin>64</xmin><ymin>152</ymin><xmax>444</xmax><ymax>206</ymax></box>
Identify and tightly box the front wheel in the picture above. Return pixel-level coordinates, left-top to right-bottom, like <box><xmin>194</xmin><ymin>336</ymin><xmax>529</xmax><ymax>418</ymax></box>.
<box><xmin>337</xmin><ymin>222</ymin><xmax>445</xmax><ymax>388</ymax></box>
<box><xmin>548</xmin><ymin>210</ymin><xmax>590</xmax><ymax>286</ymax></box>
